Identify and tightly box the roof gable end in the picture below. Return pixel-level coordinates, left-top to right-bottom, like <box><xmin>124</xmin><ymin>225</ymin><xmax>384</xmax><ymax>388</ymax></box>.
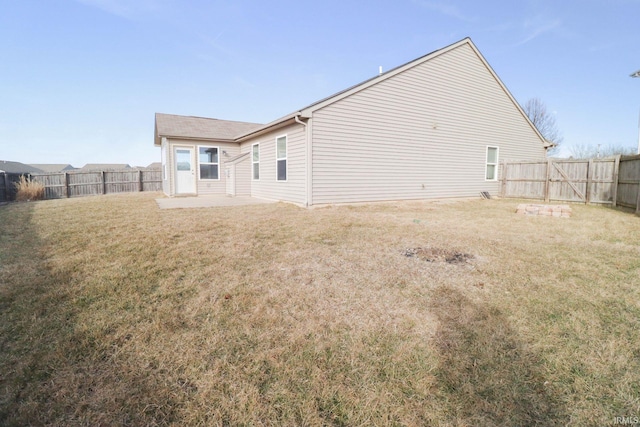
<box><xmin>298</xmin><ymin>38</ymin><xmax>473</xmax><ymax>116</ymax></box>
<box><xmin>235</xmin><ymin>37</ymin><xmax>546</xmax><ymax>146</ymax></box>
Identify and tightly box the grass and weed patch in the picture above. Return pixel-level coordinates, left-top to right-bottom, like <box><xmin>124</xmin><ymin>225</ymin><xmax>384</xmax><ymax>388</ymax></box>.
<box><xmin>1</xmin><ymin>194</ymin><xmax>640</xmax><ymax>425</ymax></box>
<box><xmin>13</xmin><ymin>175</ymin><xmax>45</xmax><ymax>202</ymax></box>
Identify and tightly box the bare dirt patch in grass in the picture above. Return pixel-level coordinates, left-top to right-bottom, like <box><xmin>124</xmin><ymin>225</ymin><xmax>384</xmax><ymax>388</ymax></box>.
<box><xmin>402</xmin><ymin>246</ymin><xmax>474</xmax><ymax>264</ymax></box>
<box><xmin>1</xmin><ymin>194</ymin><xmax>640</xmax><ymax>425</ymax></box>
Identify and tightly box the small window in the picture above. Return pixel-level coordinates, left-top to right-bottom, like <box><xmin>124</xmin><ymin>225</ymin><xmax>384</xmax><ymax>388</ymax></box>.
<box><xmin>276</xmin><ymin>136</ymin><xmax>287</xmax><ymax>181</ymax></box>
<box><xmin>252</xmin><ymin>144</ymin><xmax>260</xmax><ymax>180</ymax></box>
<box><xmin>176</xmin><ymin>149</ymin><xmax>191</xmax><ymax>171</ymax></box>
<box><xmin>198</xmin><ymin>146</ymin><xmax>219</xmax><ymax>180</ymax></box>
<box><xmin>486</xmin><ymin>146</ymin><xmax>499</xmax><ymax>181</ymax></box>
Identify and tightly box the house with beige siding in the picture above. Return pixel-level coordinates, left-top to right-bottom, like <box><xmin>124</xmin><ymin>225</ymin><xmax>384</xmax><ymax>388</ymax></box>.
<box><xmin>154</xmin><ymin>37</ymin><xmax>549</xmax><ymax>206</ymax></box>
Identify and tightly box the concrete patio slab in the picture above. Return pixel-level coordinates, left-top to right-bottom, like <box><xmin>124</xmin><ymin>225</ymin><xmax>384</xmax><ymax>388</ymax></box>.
<box><xmin>156</xmin><ymin>195</ymin><xmax>276</xmax><ymax>209</ymax></box>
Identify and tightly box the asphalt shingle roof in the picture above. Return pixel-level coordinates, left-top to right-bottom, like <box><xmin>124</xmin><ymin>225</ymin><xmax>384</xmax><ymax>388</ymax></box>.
<box><xmin>28</xmin><ymin>164</ymin><xmax>75</xmax><ymax>172</ymax></box>
<box><xmin>80</xmin><ymin>164</ymin><xmax>131</xmax><ymax>171</ymax></box>
<box><xmin>0</xmin><ymin>161</ymin><xmax>44</xmax><ymax>174</ymax></box>
<box><xmin>155</xmin><ymin>113</ymin><xmax>263</xmax><ymax>142</ymax></box>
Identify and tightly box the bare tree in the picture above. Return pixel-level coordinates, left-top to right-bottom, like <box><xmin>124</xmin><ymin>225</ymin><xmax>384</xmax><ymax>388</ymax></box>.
<box><xmin>568</xmin><ymin>143</ymin><xmax>636</xmax><ymax>159</ymax></box>
<box><xmin>523</xmin><ymin>98</ymin><xmax>563</xmax><ymax>155</ymax></box>
<box><xmin>599</xmin><ymin>144</ymin><xmax>636</xmax><ymax>157</ymax></box>
<box><xmin>567</xmin><ymin>143</ymin><xmax>595</xmax><ymax>159</ymax></box>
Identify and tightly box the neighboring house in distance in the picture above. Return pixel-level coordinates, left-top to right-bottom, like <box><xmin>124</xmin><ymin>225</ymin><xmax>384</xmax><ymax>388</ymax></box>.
<box><xmin>145</xmin><ymin>162</ymin><xmax>162</xmax><ymax>170</ymax></box>
<box><xmin>154</xmin><ymin>37</ymin><xmax>550</xmax><ymax>206</ymax></box>
<box><xmin>0</xmin><ymin>161</ymin><xmax>44</xmax><ymax>174</ymax></box>
<box><xmin>79</xmin><ymin>164</ymin><xmax>132</xmax><ymax>171</ymax></box>
<box><xmin>29</xmin><ymin>164</ymin><xmax>76</xmax><ymax>173</ymax></box>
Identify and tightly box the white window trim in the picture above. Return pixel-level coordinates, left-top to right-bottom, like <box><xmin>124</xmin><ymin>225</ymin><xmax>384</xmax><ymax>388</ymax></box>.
<box><xmin>197</xmin><ymin>145</ymin><xmax>220</xmax><ymax>181</ymax></box>
<box><xmin>276</xmin><ymin>134</ymin><xmax>287</xmax><ymax>182</ymax></box>
<box><xmin>252</xmin><ymin>143</ymin><xmax>260</xmax><ymax>181</ymax></box>
<box><xmin>485</xmin><ymin>146</ymin><xmax>499</xmax><ymax>181</ymax></box>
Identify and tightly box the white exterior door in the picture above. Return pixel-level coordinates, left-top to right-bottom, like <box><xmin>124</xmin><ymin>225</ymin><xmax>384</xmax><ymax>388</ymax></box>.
<box><xmin>174</xmin><ymin>147</ymin><xmax>196</xmax><ymax>194</ymax></box>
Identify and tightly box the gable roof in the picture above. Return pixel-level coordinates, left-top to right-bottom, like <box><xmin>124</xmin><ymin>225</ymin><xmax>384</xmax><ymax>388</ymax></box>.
<box><xmin>80</xmin><ymin>163</ymin><xmax>131</xmax><ymax>171</ymax></box>
<box><xmin>155</xmin><ymin>38</ymin><xmax>547</xmax><ymax>148</ymax></box>
<box><xmin>0</xmin><ymin>161</ymin><xmax>44</xmax><ymax>174</ymax></box>
<box><xmin>154</xmin><ymin>113</ymin><xmax>263</xmax><ymax>146</ymax></box>
<box><xmin>29</xmin><ymin>164</ymin><xmax>76</xmax><ymax>172</ymax></box>
<box><xmin>300</xmin><ymin>38</ymin><xmax>475</xmax><ymax>115</ymax></box>
<box><xmin>235</xmin><ymin>37</ymin><xmax>547</xmax><ymax>146</ymax></box>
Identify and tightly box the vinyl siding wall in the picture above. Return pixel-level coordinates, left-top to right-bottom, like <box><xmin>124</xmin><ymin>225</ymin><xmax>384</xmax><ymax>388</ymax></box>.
<box><xmin>161</xmin><ymin>139</ymin><xmax>170</xmax><ymax>195</ymax></box>
<box><xmin>310</xmin><ymin>43</ymin><xmax>546</xmax><ymax>204</ymax></box>
<box><xmin>164</xmin><ymin>138</ymin><xmax>241</xmax><ymax>196</ymax></box>
<box><xmin>235</xmin><ymin>156</ymin><xmax>251</xmax><ymax>196</ymax></box>
<box><xmin>240</xmin><ymin>123</ymin><xmax>306</xmax><ymax>205</ymax></box>
<box><xmin>224</xmin><ymin>155</ymin><xmax>251</xmax><ymax>196</ymax></box>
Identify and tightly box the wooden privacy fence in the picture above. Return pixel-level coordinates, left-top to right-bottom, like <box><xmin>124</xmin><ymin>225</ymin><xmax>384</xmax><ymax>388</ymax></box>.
<box><xmin>617</xmin><ymin>156</ymin><xmax>640</xmax><ymax>210</ymax></box>
<box><xmin>0</xmin><ymin>173</ymin><xmax>27</xmax><ymax>203</ymax></box>
<box><xmin>0</xmin><ymin>170</ymin><xmax>162</xmax><ymax>202</ymax></box>
<box><xmin>500</xmin><ymin>155</ymin><xmax>640</xmax><ymax>213</ymax></box>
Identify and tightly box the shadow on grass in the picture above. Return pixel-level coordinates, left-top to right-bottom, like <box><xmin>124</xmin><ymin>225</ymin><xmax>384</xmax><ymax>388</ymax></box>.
<box><xmin>430</xmin><ymin>286</ymin><xmax>567</xmax><ymax>426</ymax></box>
<box><xmin>0</xmin><ymin>200</ymin><xmax>196</xmax><ymax>426</ymax></box>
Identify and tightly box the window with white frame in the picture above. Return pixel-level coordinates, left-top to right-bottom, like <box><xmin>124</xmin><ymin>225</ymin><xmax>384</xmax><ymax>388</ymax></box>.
<box><xmin>198</xmin><ymin>146</ymin><xmax>219</xmax><ymax>180</ymax></box>
<box><xmin>252</xmin><ymin>143</ymin><xmax>260</xmax><ymax>180</ymax></box>
<box><xmin>276</xmin><ymin>136</ymin><xmax>287</xmax><ymax>181</ymax></box>
<box><xmin>486</xmin><ymin>146</ymin><xmax>499</xmax><ymax>181</ymax></box>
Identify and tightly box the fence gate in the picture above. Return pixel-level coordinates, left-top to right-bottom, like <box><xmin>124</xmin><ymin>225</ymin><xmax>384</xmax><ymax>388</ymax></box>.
<box><xmin>501</xmin><ymin>157</ymin><xmax>619</xmax><ymax>206</ymax></box>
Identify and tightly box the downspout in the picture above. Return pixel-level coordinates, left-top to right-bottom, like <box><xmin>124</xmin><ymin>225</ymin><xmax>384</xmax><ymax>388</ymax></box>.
<box><xmin>294</xmin><ymin>114</ymin><xmax>312</xmax><ymax>207</ymax></box>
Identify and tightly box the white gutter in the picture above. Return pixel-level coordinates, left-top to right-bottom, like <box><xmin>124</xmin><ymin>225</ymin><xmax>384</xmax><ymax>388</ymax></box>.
<box><xmin>294</xmin><ymin>114</ymin><xmax>312</xmax><ymax>207</ymax></box>
<box><xmin>236</xmin><ymin>114</ymin><xmax>299</xmax><ymax>142</ymax></box>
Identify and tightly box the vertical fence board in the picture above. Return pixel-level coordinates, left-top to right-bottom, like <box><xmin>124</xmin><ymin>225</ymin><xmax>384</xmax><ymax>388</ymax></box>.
<box><xmin>616</xmin><ymin>156</ymin><xmax>640</xmax><ymax>209</ymax></box>
<box><xmin>141</xmin><ymin>170</ymin><xmax>162</xmax><ymax>192</ymax></box>
<box><xmin>502</xmin><ymin>158</ymin><xmax>622</xmax><ymax>205</ymax></box>
<box><xmin>30</xmin><ymin>173</ymin><xmax>66</xmax><ymax>199</ymax></box>
<box><xmin>0</xmin><ymin>173</ymin><xmax>8</xmax><ymax>202</ymax></box>
<box><xmin>0</xmin><ymin>174</ymin><xmax>27</xmax><ymax>202</ymax></box>
<box><xmin>611</xmin><ymin>155</ymin><xmax>620</xmax><ymax>207</ymax></box>
<box><xmin>544</xmin><ymin>160</ymin><xmax>551</xmax><ymax>203</ymax></box>
<box><xmin>586</xmin><ymin>159</ymin><xmax>593</xmax><ymax>204</ymax></box>
<box><xmin>0</xmin><ymin>169</ymin><xmax>163</xmax><ymax>201</ymax></box>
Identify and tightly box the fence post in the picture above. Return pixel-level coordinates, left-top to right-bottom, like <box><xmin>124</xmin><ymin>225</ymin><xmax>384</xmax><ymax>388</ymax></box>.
<box><xmin>102</xmin><ymin>171</ymin><xmax>106</xmax><ymax>195</ymax></box>
<box><xmin>500</xmin><ymin>161</ymin><xmax>506</xmax><ymax>198</ymax></box>
<box><xmin>612</xmin><ymin>155</ymin><xmax>620</xmax><ymax>207</ymax></box>
<box><xmin>2</xmin><ymin>172</ymin><xmax>7</xmax><ymax>202</ymax></box>
<box><xmin>138</xmin><ymin>170</ymin><xmax>143</xmax><ymax>192</ymax></box>
<box><xmin>636</xmin><ymin>184</ymin><xmax>640</xmax><ymax>214</ymax></box>
<box><xmin>65</xmin><ymin>172</ymin><xmax>70</xmax><ymax>198</ymax></box>
<box><xmin>544</xmin><ymin>159</ymin><xmax>551</xmax><ymax>203</ymax></box>
<box><xmin>586</xmin><ymin>159</ymin><xmax>593</xmax><ymax>205</ymax></box>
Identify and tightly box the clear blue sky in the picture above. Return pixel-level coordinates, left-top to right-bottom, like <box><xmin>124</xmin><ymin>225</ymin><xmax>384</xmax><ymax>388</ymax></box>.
<box><xmin>1</xmin><ymin>0</ymin><xmax>639</xmax><ymax>167</ymax></box>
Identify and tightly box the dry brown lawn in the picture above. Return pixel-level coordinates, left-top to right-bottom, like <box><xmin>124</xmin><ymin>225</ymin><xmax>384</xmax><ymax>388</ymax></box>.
<box><xmin>1</xmin><ymin>192</ymin><xmax>640</xmax><ymax>426</ymax></box>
